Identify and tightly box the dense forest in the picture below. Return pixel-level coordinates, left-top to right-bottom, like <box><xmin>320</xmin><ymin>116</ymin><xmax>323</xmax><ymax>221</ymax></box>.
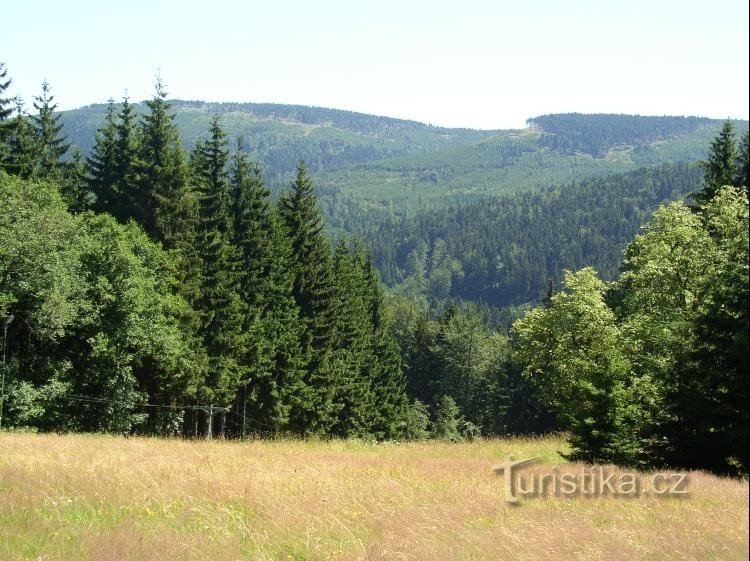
<box><xmin>1</xmin><ymin>63</ymin><xmax>748</xmax><ymax>474</ymax></box>
<box><xmin>352</xmin><ymin>163</ymin><xmax>702</xmax><ymax>309</ymax></box>
<box><xmin>528</xmin><ymin>113</ymin><xmax>716</xmax><ymax>157</ymax></box>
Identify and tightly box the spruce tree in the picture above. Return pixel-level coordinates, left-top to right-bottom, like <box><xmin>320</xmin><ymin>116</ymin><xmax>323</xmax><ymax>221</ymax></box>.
<box><xmin>87</xmin><ymin>100</ymin><xmax>119</xmax><ymax>213</ymax></box>
<box><xmin>230</xmin><ymin>143</ymin><xmax>306</xmax><ymax>433</ymax></box>
<box><xmin>192</xmin><ymin>116</ymin><xmax>245</xmax><ymax>408</ymax></box>
<box><xmin>0</xmin><ymin>62</ymin><xmax>12</xmax><ymax>122</ymax></box>
<box><xmin>31</xmin><ymin>80</ymin><xmax>69</xmax><ymax>179</ymax></box>
<box><xmin>735</xmin><ymin>128</ymin><xmax>749</xmax><ymax>192</ymax></box>
<box><xmin>278</xmin><ymin>161</ymin><xmax>338</xmax><ymax>434</ymax></box>
<box><xmin>329</xmin><ymin>239</ymin><xmax>375</xmax><ymax>436</ymax></box>
<box><xmin>0</xmin><ymin>62</ymin><xmax>13</xmax><ymax>167</ymax></box>
<box><xmin>113</xmin><ymin>96</ymin><xmax>140</xmax><ymax>222</ymax></box>
<box><xmin>137</xmin><ymin>77</ymin><xmax>193</xmax><ymax>241</ymax></box>
<box><xmin>694</xmin><ymin>121</ymin><xmax>737</xmax><ymax>206</ymax></box>
<box><xmin>3</xmin><ymin>98</ymin><xmax>37</xmax><ymax>179</ymax></box>
<box><xmin>361</xmin><ymin>252</ymin><xmax>409</xmax><ymax>438</ymax></box>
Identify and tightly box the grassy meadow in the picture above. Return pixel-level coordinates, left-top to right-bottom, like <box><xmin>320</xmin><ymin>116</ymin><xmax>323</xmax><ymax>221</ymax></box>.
<box><xmin>0</xmin><ymin>432</ymin><xmax>747</xmax><ymax>561</ymax></box>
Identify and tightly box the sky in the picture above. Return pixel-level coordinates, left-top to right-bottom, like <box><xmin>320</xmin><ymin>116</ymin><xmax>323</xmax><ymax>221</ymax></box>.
<box><xmin>2</xmin><ymin>0</ymin><xmax>748</xmax><ymax>129</ymax></box>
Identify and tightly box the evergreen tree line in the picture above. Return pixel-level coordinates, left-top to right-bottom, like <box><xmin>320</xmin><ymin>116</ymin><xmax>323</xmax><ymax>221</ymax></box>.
<box><xmin>0</xmin><ymin>67</ymin><xmax>410</xmax><ymax>439</ymax></box>
<box><xmin>512</xmin><ymin>122</ymin><xmax>750</xmax><ymax>474</ymax></box>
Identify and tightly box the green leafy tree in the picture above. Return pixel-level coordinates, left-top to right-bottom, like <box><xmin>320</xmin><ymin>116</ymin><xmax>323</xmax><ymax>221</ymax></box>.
<box><xmin>513</xmin><ymin>268</ymin><xmax>640</xmax><ymax>464</ymax></box>
<box><xmin>432</xmin><ymin>395</ymin><xmax>464</xmax><ymax>441</ymax></box>
<box><xmin>0</xmin><ymin>172</ymin><xmax>201</xmax><ymax>433</ymax></box>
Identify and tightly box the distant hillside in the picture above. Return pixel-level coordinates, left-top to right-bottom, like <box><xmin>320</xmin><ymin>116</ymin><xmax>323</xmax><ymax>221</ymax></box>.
<box><xmin>61</xmin><ymin>100</ymin><xmax>498</xmax><ymax>183</ymax></box>
<box><xmin>351</xmin><ymin>162</ymin><xmax>703</xmax><ymax>308</ymax></box>
<box><xmin>61</xmin><ymin>103</ymin><xmax>743</xmax><ymax>200</ymax></box>
<box><xmin>527</xmin><ymin>113</ymin><xmax>716</xmax><ymax>157</ymax></box>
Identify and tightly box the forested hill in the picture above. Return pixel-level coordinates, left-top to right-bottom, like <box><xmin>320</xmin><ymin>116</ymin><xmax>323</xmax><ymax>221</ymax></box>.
<box><xmin>61</xmin><ymin>102</ymin><xmax>741</xmax><ymax>191</ymax></box>
<box><xmin>61</xmin><ymin>100</ymin><xmax>497</xmax><ymax>182</ymax></box>
<box><xmin>353</xmin><ymin>162</ymin><xmax>703</xmax><ymax>309</ymax></box>
<box><xmin>527</xmin><ymin>113</ymin><xmax>717</xmax><ymax>157</ymax></box>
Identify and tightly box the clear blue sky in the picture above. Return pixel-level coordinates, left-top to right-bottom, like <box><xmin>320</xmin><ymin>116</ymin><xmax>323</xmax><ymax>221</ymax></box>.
<box><xmin>3</xmin><ymin>0</ymin><xmax>748</xmax><ymax>129</ymax></box>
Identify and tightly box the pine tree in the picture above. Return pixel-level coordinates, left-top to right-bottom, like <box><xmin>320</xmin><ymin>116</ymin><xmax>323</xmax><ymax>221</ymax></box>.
<box><xmin>694</xmin><ymin>121</ymin><xmax>737</xmax><ymax>206</ymax></box>
<box><xmin>0</xmin><ymin>62</ymin><xmax>13</xmax><ymax>168</ymax></box>
<box><xmin>735</xmin><ymin>128</ymin><xmax>749</xmax><ymax>192</ymax></box>
<box><xmin>361</xmin><ymin>253</ymin><xmax>409</xmax><ymax>438</ymax></box>
<box><xmin>61</xmin><ymin>150</ymin><xmax>91</xmax><ymax>212</ymax></box>
<box><xmin>279</xmin><ymin>161</ymin><xmax>338</xmax><ymax>434</ymax></box>
<box><xmin>329</xmin><ymin>239</ymin><xmax>375</xmax><ymax>436</ymax></box>
<box><xmin>31</xmin><ymin>80</ymin><xmax>69</xmax><ymax>179</ymax></box>
<box><xmin>0</xmin><ymin>62</ymin><xmax>12</xmax><ymax>122</ymax></box>
<box><xmin>87</xmin><ymin>99</ymin><xmax>119</xmax><ymax>213</ymax></box>
<box><xmin>2</xmin><ymin>98</ymin><xmax>37</xmax><ymax>179</ymax></box>
<box><xmin>112</xmin><ymin>96</ymin><xmax>140</xmax><ymax>222</ymax></box>
<box><xmin>230</xmin><ymin>143</ymin><xmax>306</xmax><ymax>433</ymax></box>
<box><xmin>192</xmin><ymin>116</ymin><xmax>245</xmax><ymax>408</ymax></box>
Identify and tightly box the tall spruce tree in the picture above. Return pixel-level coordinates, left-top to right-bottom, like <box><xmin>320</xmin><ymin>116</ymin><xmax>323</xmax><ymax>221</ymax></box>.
<box><xmin>0</xmin><ymin>62</ymin><xmax>12</xmax><ymax>122</ymax></box>
<box><xmin>31</xmin><ymin>80</ymin><xmax>69</xmax><ymax>179</ymax></box>
<box><xmin>735</xmin><ymin>128</ymin><xmax>749</xmax><ymax>192</ymax></box>
<box><xmin>87</xmin><ymin>100</ymin><xmax>119</xmax><ymax>213</ymax></box>
<box><xmin>113</xmin><ymin>96</ymin><xmax>140</xmax><ymax>222</ymax></box>
<box><xmin>0</xmin><ymin>62</ymin><xmax>13</xmax><ymax>167</ymax></box>
<box><xmin>329</xmin><ymin>239</ymin><xmax>376</xmax><ymax>436</ymax></box>
<box><xmin>2</xmin><ymin>98</ymin><xmax>37</xmax><ymax>179</ymax></box>
<box><xmin>192</xmin><ymin>116</ymin><xmax>245</xmax><ymax>409</ymax></box>
<box><xmin>694</xmin><ymin>121</ymin><xmax>737</xmax><ymax>206</ymax></box>
<box><xmin>361</xmin><ymin>253</ymin><xmax>409</xmax><ymax>438</ymax></box>
<box><xmin>279</xmin><ymin>161</ymin><xmax>338</xmax><ymax>434</ymax></box>
<box><xmin>137</xmin><ymin>78</ymin><xmax>191</xmax><ymax>240</ymax></box>
<box><xmin>137</xmin><ymin>79</ymin><xmax>202</xmax><ymax>308</ymax></box>
<box><xmin>230</xmin><ymin>143</ymin><xmax>306</xmax><ymax>433</ymax></box>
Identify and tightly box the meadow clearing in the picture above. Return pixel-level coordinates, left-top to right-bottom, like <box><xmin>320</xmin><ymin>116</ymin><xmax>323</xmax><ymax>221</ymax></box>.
<box><xmin>0</xmin><ymin>432</ymin><xmax>747</xmax><ymax>561</ymax></box>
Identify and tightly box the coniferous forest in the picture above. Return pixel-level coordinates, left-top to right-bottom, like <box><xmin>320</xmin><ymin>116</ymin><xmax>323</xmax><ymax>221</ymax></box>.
<box><xmin>0</xmin><ymin>63</ymin><xmax>748</xmax><ymax>475</ymax></box>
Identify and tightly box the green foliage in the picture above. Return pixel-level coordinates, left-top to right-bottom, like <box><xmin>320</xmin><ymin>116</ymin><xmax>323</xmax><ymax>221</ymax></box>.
<box><xmin>401</xmin><ymin>399</ymin><xmax>431</xmax><ymax>440</ymax></box>
<box><xmin>357</xmin><ymin>164</ymin><xmax>702</xmax><ymax>308</ymax></box>
<box><xmin>694</xmin><ymin>121</ymin><xmax>738</xmax><ymax>205</ymax></box>
<box><xmin>513</xmin><ymin>269</ymin><xmax>639</xmax><ymax>464</ymax></box>
<box><xmin>31</xmin><ymin>80</ymin><xmax>69</xmax><ymax>180</ymax></box>
<box><xmin>513</xmin><ymin>180</ymin><xmax>749</xmax><ymax>472</ymax></box>
<box><xmin>735</xmin><ymin>128</ymin><xmax>749</xmax><ymax>191</ymax></box>
<box><xmin>191</xmin><ymin>116</ymin><xmax>245</xmax><ymax>406</ymax></box>
<box><xmin>432</xmin><ymin>395</ymin><xmax>464</xmax><ymax>441</ymax></box>
<box><xmin>388</xmin><ymin>296</ymin><xmax>554</xmax><ymax>436</ymax></box>
<box><xmin>0</xmin><ymin>172</ymin><xmax>201</xmax><ymax>432</ymax></box>
<box><xmin>528</xmin><ymin>113</ymin><xmax>715</xmax><ymax>157</ymax></box>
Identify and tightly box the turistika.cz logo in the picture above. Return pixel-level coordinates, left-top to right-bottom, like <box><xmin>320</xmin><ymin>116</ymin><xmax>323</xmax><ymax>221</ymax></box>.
<box><xmin>492</xmin><ymin>457</ymin><xmax>690</xmax><ymax>504</ymax></box>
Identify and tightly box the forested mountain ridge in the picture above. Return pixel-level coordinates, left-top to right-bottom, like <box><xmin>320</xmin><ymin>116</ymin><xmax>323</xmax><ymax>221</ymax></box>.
<box><xmin>528</xmin><ymin>113</ymin><xmax>718</xmax><ymax>157</ymax></box>
<box><xmin>61</xmin><ymin>101</ymin><xmax>744</xmax><ymax>196</ymax></box>
<box><xmin>61</xmin><ymin>100</ymin><xmax>499</xmax><ymax>183</ymax></box>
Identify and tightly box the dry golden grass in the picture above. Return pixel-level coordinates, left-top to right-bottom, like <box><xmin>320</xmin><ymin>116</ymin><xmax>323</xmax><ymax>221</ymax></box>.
<box><xmin>0</xmin><ymin>432</ymin><xmax>747</xmax><ymax>561</ymax></box>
